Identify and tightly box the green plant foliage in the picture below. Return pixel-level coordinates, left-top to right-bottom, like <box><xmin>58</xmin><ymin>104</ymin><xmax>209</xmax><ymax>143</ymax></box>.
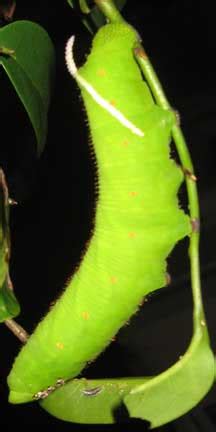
<box><xmin>0</xmin><ymin>20</ymin><xmax>55</xmax><ymax>156</ymax></box>
<box><xmin>0</xmin><ymin>277</ymin><xmax>20</xmax><ymax>322</ymax></box>
<box><xmin>40</xmin><ymin>327</ymin><xmax>214</xmax><ymax>427</ymax></box>
<box><xmin>40</xmin><ymin>377</ymin><xmax>150</xmax><ymax>424</ymax></box>
<box><xmin>0</xmin><ymin>169</ymin><xmax>20</xmax><ymax>322</ymax></box>
<box><xmin>124</xmin><ymin>326</ymin><xmax>215</xmax><ymax>428</ymax></box>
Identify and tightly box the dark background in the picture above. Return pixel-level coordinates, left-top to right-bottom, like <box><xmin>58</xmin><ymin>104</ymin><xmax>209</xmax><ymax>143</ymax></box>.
<box><xmin>0</xmin><ymin>0</ymin><xmax>216</xmax><ymax>430</ymax></box>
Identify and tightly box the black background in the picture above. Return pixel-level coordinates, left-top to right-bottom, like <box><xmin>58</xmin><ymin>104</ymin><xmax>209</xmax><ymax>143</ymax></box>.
<box><xmin>0</xmin><ymin>0</ymin><xmax>216</xmax><ymax>430</ymax></box>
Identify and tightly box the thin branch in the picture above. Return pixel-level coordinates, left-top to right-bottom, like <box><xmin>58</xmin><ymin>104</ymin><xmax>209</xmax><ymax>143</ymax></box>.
<box><xmin>133</xmin><ymin>44</ymin><xmax>203</xmax><ymax>327</ymax></box>
<box><xmin>5</xmin><ymin>319</ymin><xmax>29</xmax><ymax>344</ymax></box>
<box><xmin>94</xmin><ymin>0</ymin><xmax>124</xmax><ymax>23</ymax></box>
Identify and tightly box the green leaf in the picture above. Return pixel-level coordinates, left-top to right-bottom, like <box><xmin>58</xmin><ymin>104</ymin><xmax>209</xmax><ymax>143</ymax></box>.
<box><xmin>0</xmin><ymin>275</ymin><xmax>20</xmax><ymax>322</ymax></box>
<box><xmin>0</xmin><ymin>169</ymin><xmax>20</xmax><ymax>322</ymax></box>
<box><xmin>0</xmin><ymin>20</ymin><xmax>55</xmax><ymax>156</ymax></box>
<box><xmin>40</xmin><ymin>327</ymin><xmax>215</xmax><ymax>427</ymax></box>
<box><xmin>124</xmin><ymin>327</ymin><xmax>215</xmax><ymax>428</ymax></box>
<box><xmin>40</xmin><ymin>377</ymin><xmax>150</xmax><ymax>424</ymax></box>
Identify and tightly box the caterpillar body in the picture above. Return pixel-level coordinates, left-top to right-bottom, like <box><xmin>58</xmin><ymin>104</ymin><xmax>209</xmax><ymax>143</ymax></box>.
<box><xmin>8</xmin><ymin>23</ymin><xmax>190</xmax><ymax>404</ymax></box>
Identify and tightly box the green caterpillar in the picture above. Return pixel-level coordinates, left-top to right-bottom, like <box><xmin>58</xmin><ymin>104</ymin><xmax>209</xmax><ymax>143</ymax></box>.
<box><xmin>7</xmin><ymin>22</ymin><xmax>190</xmax><ymax>404</ymax></box>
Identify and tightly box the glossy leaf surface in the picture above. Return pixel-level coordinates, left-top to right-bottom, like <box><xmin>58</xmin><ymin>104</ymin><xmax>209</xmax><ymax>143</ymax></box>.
<box><xmin>124</xmin><ymin>326</ymin><xmax>215</xmax><ymax>428</ymax></box>
<box><xmin>41</xmin><ymin>377</ymin><xmax>149</xmax><ymax>424</ymax></box>
<box><xmin>0</xmin><ymin>20</ymin><xmax>55</xmax><ymax>155</ymax></box>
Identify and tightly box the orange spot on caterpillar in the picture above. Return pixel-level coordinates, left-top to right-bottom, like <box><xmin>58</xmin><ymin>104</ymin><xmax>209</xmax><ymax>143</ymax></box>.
<box><xmin>56</xmin><ymin>342</ymin><xmax>64</xmax><ymax>350</ymax></box>
<box><xmin>110</xmin><ymin>276</ymin><xmax>117</xmax><ymax>284</ymax></box>
<box><xmin>121</xmin><ymin>139</ymin><xmax>129</xmax><ymax>147</ymax></box>
<box><xmin>110</xmin><ymin>99</ymin><xmax>116</xmax><ymax>107</ymax></box>
<box><xmin>129</xmin><ymin>191</ymin><xmax>138</xmax><ymax>197</ymax></box>
<box><xmin>97</xmin><ymin>68</ymin><xmax>106</xmax><ymax>77</ymax></box>
<box><xmin>82</xmin><ymin>311</ymin><xmax>90</xmax><ymax>320</ymax></box>
<box><xmin>128</xmin><ymin>231</ymin><xmax>136</xmax><ymax>238</ymax></box>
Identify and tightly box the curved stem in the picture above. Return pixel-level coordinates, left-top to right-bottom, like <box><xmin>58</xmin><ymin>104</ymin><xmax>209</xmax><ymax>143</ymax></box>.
<box><xmin>94</xmin><ymin>0</ymin><xmax>125</xmax><ymax>23</ymax></box>
<box><xmin>5</xmin><ymin>319</ymin><xmax>29</xmax><ymax>343</ymax></box>
<box><xmin>133</xmin><ymin>44</ymin><xmax>203</xmax><ymax>328</ymax></box>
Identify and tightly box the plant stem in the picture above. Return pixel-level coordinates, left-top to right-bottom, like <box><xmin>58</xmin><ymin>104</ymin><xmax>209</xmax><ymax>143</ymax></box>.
<box><xmin>94</xmin><ymin>0</ymin><xmax>124</xmax><ymax>23</ymax></box>
<box><xmin>94</xmin><ymin>0</ymin><xmax>204</xmax><ymax>330</ymax></box>
<box><xmin>133</xmin><ymin>45</ymin><xmax>203</xmax><ymax>327</ymax></box>
<box><xmin>5</xmin><ymin>319</ymin><xmax>29</xmax><ymax>343</ymax></box>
